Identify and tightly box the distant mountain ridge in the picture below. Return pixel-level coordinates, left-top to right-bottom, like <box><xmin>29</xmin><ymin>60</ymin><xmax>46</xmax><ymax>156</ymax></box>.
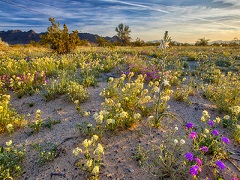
<box><xmin>0</xmin><ymin>30</ymin><xmax>118</xmax><ymax>44</ymax></box>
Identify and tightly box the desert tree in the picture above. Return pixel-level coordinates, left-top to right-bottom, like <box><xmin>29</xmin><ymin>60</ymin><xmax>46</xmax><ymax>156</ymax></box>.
<box><xmin>195</xmin><ymin>37</ymin><xmax>210</xmax><ymax>46</ymax></box>
<box><xmin>40</xmin><ymin>18</ymin><xmax>80</xmax><ymax>54</ymax></box>
<box><xmin>115</xmin><ymin>23</ymin><xmax>131</xmax><ymax>46</ymax></box>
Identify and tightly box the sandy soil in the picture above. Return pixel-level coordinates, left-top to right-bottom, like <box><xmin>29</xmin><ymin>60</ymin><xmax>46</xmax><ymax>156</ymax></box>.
<box><xmin>0</xmin><ymin>77</ymin><xmax>239</xmax><ymax>180</ymax></box>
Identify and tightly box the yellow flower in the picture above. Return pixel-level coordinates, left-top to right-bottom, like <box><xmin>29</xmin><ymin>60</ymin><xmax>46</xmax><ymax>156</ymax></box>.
<box><xmin>202</xmin><ymin>110</ymin><xmax>210</xmax><ymax>118</ymax></box>
<box><xmin>92</xmin><ymin>165</ymin><xmax>99</xmax><ymax>174</ymax></box>
<box><xmin>94</xmin><ymin>143</ymin><xmax>104</xmax><ymax>155</ymax></box>
<box><xmin>36</xmin><ymin>109</ymin><xmax>41</xmax><ymax>114</ymax></box>
<box><xmin>108</xmin><ymin>77</ymin><xmax>114</xmax><ymax>83</ymax></box>
<box><xmin>74</xmin><ymin>100</ymin><xmax>79</xmax><ymax>104</ymax></box>
<box><xmin>134</xmin><ymin>113</ymin><xmax>141</xmax><ymax>119</ymax></box>
<box><xmin>223</xmin><ymin>115</ymin><xmax>230</xmax><ymax>120</ymax></box>
<box><xmin>92</xmin><ymin>135</ymin><xmax>99</xmax><ymax>142</ymax></box>
<box><xmin>6</xmin><ymin>124</ymin><xmax>13</xmax><ymax>130</ymax></box>
<box><xmin>201</xmin><ymin>116</ymin><xmax>206</xmax><ymax>122</ymax></box>
<box><xmin>86</xmin><ymin>159</ymin><xmax>93</xmax><ymax>168</ymax></box>
<box><xmin>82</xmin><ymin>139</ymin><xmax>92</xmax><ymax>148</ymax></box>
<box><xmin>6</xmin><ymin>140</ymin><xmax>12</xmax><ymax>146</ymax></box>
<box><xmin>120</xmin><ymin>111</ymin><xmax>128</xmax><ymax>118</ymax></box>
<box><xmin>72</xmin><ymin>147</ymin><xmax>82</xmax><ymax>156</ymax></box>
<box><xmin>204</xmin><ymin>128</ymin><xmax>209</xmax><ymax>134</ymax></box>
<box><xmin>106</xmin><ymin>119</ymin><xmax>115</xmax><ymax>124</ymax></box>
<box><xmin>83</xmin><ymin>111</ymin><xmax>90</xmax><ymax>117</ymax></box>
<box><xmin>93</xmin><ymin>113</ymin><xmax>103</xmax><ymax>124</ymax></box>
<box><xmin>215</xmin><ymin>117</ymin><xmax>221</xmax><ymax>123</ymax></box>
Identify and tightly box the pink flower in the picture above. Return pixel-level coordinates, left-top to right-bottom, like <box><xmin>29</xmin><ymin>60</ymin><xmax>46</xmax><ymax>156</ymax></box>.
<box><xmin>195</xmin><ymin>158</ymin><xmax>202</xmax><ymax>166</ymax></box>
<box><xmin>200</xmin><ymin>146</ymin><xmax>209</xmax><ymax>152</ymax></box>
<box><xmin>189</xmin><ymin>131</ymin><xmax>198</xmax><ymax>139</ymax></box>
<box><xmin>189</xmin><ymin>165</ymin><xmax>201</xmax><ymax>177</ymax></box>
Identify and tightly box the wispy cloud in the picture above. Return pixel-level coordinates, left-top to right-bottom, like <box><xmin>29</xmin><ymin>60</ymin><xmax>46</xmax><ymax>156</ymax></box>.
<box><xmin>1</xmin><ymin>0</ymin><xmax>240</xmax><ymax>42</ymax></box>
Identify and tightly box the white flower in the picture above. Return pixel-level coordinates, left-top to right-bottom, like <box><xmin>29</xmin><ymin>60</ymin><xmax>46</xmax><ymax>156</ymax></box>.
<box><xmin>180</xmin><ymin>139</ymin><xmax>185</xmax><ymax>145</ymax></box>
<box><xmin>173</xmin><ymin>139</ymin><xmax>178</xmax><ymax>145</ymax></box>
<box><xmin>162</xmin><ymin>79</ymin><xmax>170</xmax><ymax>86</ymax></box>
<box><xmin>174</xmin><ymin>126</ymin><xmax>178</xmax><ymax>131</ymax></box>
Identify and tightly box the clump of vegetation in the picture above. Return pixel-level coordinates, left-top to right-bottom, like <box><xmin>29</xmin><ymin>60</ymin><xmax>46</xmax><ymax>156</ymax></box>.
<box><xmin>0</xmin><ymin>94</ymin><xmax>25</xmax><ymax>133</ymax></box>
<box><xmin>73</xmin><ymin>135</ymin><xmax>104</xmax><ymax>180</ymax></box>
<box><xmin>0</xmin><ymin>140</ymin><xmax>25</xmax><ymax>179</ymax></box>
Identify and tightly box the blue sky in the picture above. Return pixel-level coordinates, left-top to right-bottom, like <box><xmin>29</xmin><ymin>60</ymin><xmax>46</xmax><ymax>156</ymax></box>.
<box><xmin>1</xmin><ymin>0</ymin><xmax>240</xmax><ymax>43</ymax></box>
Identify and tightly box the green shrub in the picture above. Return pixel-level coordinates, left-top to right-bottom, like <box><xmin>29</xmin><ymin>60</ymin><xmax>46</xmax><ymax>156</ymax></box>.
<box><xmin>40</xmin><ymin>18</ymin><xmax>80</xmax><ymax>54</ymax></box>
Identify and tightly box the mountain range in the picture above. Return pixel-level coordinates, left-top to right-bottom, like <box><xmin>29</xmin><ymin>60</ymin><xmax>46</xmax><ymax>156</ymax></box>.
<box><xmin>0</xmin><ymin>30</ymin><xmax>118</xmax><ymax>45</ymax></box>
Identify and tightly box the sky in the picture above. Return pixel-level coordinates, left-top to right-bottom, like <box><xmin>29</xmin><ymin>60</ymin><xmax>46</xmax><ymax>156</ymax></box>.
<box><xmin>1</xmin><ymin>0</ymin><xmax>240</xmax><ymax>43</ymax></box>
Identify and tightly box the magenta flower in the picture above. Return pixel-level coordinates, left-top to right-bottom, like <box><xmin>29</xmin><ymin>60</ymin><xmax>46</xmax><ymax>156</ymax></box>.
<box><xmin>208</xmin><ymin>120</ymin><xmax>214</xmax><ymax>127</ymax></box>
<box><xmin>185</xmin><ymin>152</ymin><xmax>194</xmax><ymax>161</ymax></box>
<box><xmin>232</xmin><ymin>178</ymin><xmax>239</xmax><ymax>180</ymax></box>
<box><xmin>200</xmin><ymin>146</ymin><xmax>209</xmax><ymax>152</ymax></box>
<box><xmin>189</xmin><ymin>165</ymin><xmax>201</xmax><ymax>177</ymax></box>
<box><xmin>212</xmin><ymin>129</ymin><xmax>219</xmax><ymax>136</ymax></box>
<box><xmin>186</xmin><ymin>122</ymin><xmax>194</xmax><ymax>129</ymax></box>
<box><xmin>222</xmin><ymin>137</ymin><xmax>230</xmax><ymax>144</ymax></box>
<box><xmin>195</xmin><ymin>158</ymin><xmax>202</xmax><ymax>166</ymax></box>
<box><xmin>216</xmin><ymin>160</ymin><xmax>225</xmax><ymax>170</ymax></box>
<box><xmin>189</xmin><ymin>131</ymin><xmax>198</xmax><ymax>139</ymax></box>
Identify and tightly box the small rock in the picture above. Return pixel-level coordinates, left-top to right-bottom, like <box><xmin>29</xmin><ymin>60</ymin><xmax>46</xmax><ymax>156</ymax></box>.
<box><xmin>127</xmin><ymin>168</ymin><xmax>134</xmax><ymax>173</ymax></box>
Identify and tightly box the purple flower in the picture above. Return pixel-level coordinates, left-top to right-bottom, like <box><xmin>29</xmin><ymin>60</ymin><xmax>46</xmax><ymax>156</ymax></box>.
<box><xmin>186</xmin><ymin>122</ymin><xmax>194</xmax><ymax>129</ymax></box>
<box><xmin>185</xmin><ymin>152</ymin><xmax>194</xmax><ymax>161</ymax></box>
<box><xmin>189</xmin><ymin>165</ymin><xmax>201</xmax><ymax>177</ymax></box>
<box><xmin>195</xmin><ymin>158</ymin><xmax>202</xmax><ymax>166</ymax></box>
<box><xmin>212</xmin><ymin>130</ymin><xmax>219</xmax><ymax>136</ymax></box>
<box><xmin>208</xmin><ymin>120</ymin><xmax>214</xmax><ymax>127</ymax></box>
<box><xmin>222</xmin><ymin>137</ymin><xmax>230</xmax><ymax>144</ymax></box>
<box><xmin>200</xmin><ymin>146</ymin><xmax>209</xmax><ymax>152</ymax></box>
<box><xmin>216</xmin><ymin>160</ymin><xmax>225</xmax><ymax>170</ymax></box>
<box><xmin>232</xmin><ymin>178</ymin><xmax>239</xmax><ymax>180</ymax></box>
<box><xmin>189</xmin><ymin>131</ymin><xmax>198</xmax><ymax>139</ymax></box>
